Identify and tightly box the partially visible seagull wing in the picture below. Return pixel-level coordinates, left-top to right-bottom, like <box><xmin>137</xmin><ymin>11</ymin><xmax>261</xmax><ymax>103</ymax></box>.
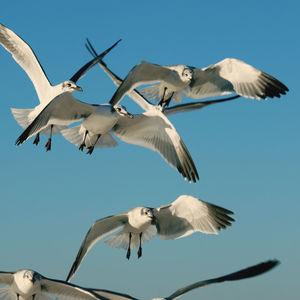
<box><xmin>66</xmin><ymin>214</ymin><xmax>128</xmax><ymax>282</ymax></box>
<box><xmin>112</xmin><ymin>109</ymin><xmax>199</xmax><ymax>182</ymax></box>
<box><xmin>164</xmin><ymin>260</ymin><xmax>280</xmax><ymax>300</ymax></box>
<box><xmin>0</xmin><ymin>23</ymin><xmax>52</xmax><ymax>104</ymax></box>
<box><xmin>154</xmin><ymin>195</ymin><xmax>234</xmax><ymax>239</ymax></box>
<box><xmin>109</xmin><ymin>62</ymin><xmax>172</xmax><ymax>105</ymax></box>
<box><xmin>85</xmin><ymin>39</ymin><xmax>160</xmax><ymax>111</ymax></box>
<box><xmin>89</xmin><ymin>288</ymin><xmax>139</xmax><ymax>300</ymax></box>
<box><xmin>163</xmin><ymin>95</ymin><xmax>240</xmax><ymax>116</ymax></box>
<box><xmin>0</xmin><ymin>272</ymin><xmax>14</xmax><ymax>286</ymax></box>
<box><xmin>186</xmin><ymin>58</ymin><xmax>288</xmax><ymax>100</ymax></box>
<box><xmin>15</xmin><ymin>93</ymin><xmax>94</xmax><ymax>145</ymax></box>
<box><xmin>40</xmin><ymin>277</ymin><xmax>107</xmax><ymax>300</ymax></box>
<box><xmin>70</xmin><ymin>39</ymin><xmax>121</xmax><ymax>83</ymax></box>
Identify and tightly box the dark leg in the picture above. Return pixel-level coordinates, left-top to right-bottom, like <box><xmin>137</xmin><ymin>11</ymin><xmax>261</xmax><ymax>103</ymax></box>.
<box><xmin>16</xmin><ymin>294</ymin><xmax>20</xmax><ymax>300</ymax></box>
<box><xmin>45</xmin><ymin>125</ymin><xmax>53</xmax><ymax>151</ymax></box>
<box><xmin>126</xmin><ymin>232</ymin><xmax>132</xmax><ymax>260</ymax></box>
<box><xmin>158</xmin><ymin>87</ymin><xmax>168</xmax><ymax>107</ymax></box>
<box><xmin>33</xmin><ymin>133</ymin><xmax>40</xmax><ymax>146</ymax></box>
<box><xmin>160</xmin><ymin>91</ymin><xmax>174</xmax><ymax>110</ymax></box>
<box><xmin>32</xmin><ymin>294</ymin><xmax>36</xmax><ymax>300</ymax></box>
<box><xmin>87</xmin><ymin>134</ymin><xmax>101</xmax><ymax>155</ymax></box>
<box><xmin>137</xmin><ymin>232</ymin><xmax>143</xmax><ymax>258</ymax></box>
<box><xmin>79</xmin><ymin>130</ymin><xmax>89</xmax><ymax>151</ymax></box>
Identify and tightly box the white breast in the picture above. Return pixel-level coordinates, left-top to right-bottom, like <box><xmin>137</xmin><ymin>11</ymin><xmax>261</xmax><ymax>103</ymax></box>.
<box><xmin>82</xmin><ymin>106</ymin><xmax>118</xmax><ymax>134</ymax></box>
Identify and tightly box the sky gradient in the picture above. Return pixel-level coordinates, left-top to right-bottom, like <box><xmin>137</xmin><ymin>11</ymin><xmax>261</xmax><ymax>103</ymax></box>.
<box><xmin>0</xmin><ymin>1</ymin><xmax>299</xmax><ymax>299</ymax></box>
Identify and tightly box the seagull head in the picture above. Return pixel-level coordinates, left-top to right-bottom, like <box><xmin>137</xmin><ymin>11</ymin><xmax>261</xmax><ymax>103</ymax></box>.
<box><xmin>23</xmin><ymin>270</ymin><xmax>41</xmax><ymax>284</ymax></box>
<box><xmin>141</xmin><ymin>207</ymin><xmax>156</xmax><ymax>224</ymax></box>
<box><xmin>62</xmin><ymin>80</ymin><xmax>83</xmax><ymax>92</ymax></box>
<box><xmin>182</xmin><ymin>67</ymin><xmax>193</xmax><ymax>82</ymax></box>
<box><xmin>114</xmin><ymin>105</ymin><xmax>133</xmax><ymax>118</ymax></box>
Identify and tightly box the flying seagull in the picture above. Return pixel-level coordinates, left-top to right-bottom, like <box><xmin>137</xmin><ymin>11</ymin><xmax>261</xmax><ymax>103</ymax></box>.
<box><xmin>152</xmin><ymin>259</ymin><xmax>280</xmax><ymax>300</ymax></box>
<box><xmin>107</xmin><ymin>58</ymin><xmax>288</xmax><ymax>108</ymax></box>
<box><xmin>0</xmin><ymin>269</ymin><xmax>109</xmax><ymax>300</ymax></box>
<box><xmin>85</xmin><ymin>38</ymin><xmax>241</xmax><ymax>114</ymax></box>
<box><xmin>66</xmin><ymin>195</ymin><xmax>234</xmax><ymax>281</ymax></box>
<box><xmin>0</xmin><ymin>23</ymin><xmax>120</xmax><ymax>150</ymax></box>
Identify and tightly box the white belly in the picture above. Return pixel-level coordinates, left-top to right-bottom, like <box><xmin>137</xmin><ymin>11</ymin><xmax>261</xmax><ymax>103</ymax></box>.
<box><xmin>83</xmin><ymin>106</ymin><xmax>118</xmax><ymax>135</ymax></box>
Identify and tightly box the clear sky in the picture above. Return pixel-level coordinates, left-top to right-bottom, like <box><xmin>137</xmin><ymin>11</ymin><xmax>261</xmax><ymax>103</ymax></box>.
<box><xmin>0</xmin><ymin>1</ymin><xmax>299</xmax><ymax>299</ymax></box>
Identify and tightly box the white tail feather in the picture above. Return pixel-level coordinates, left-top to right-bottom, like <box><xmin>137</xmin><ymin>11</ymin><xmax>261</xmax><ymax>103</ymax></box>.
<box><xmin>11</xmin><ymin>108</ymin><xmax>34</xmax><ymax>129</ymax></box>
<box><xmin>139</xmin><ymin>85</ymin><xmax>162</xmax><ymax>103</ymax></box>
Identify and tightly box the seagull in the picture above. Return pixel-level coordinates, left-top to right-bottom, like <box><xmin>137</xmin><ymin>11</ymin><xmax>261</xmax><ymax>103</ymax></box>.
<box><xmin>0</xmin><ymin>23</ymin><xmax>120</xmax><ymax>150</ymax></box>
<box><xmin>0</xmin><ymin>269</ymin><xmax>109</xmax><ymax>300</ymax></box>
<box><xmin>66</xmin><ymin>195</ymin><xmax>234</xmax><ymax>281</ymax></box>
<box><xmin>85</xmin><ymin>38</ymin><xmax>241</xmax><ymax>114</ymax></box>
<box><xmin>107</xmin><ymin>58</ymin><xmax>288</xmax><ymax>108</ymax></box>
<box><xmin>152</xmin><ymin>259</ymin><xmax>280</xmax><ymax>300</ymax></box>
<box><xmin>15</xmin><ymin>98</ymin><xmax>133</xmax><ymax>154</ymax></box>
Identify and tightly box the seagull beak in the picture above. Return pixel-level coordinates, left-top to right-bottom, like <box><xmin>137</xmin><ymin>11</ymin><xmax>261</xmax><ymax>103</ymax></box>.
<box><xmin>151</xmin><ymin>215</ymin><xmax>156</xmax><ymax>225</ymax></box>
<box><xmin>127</xmin><ymin>112</ymin><xmax>134</xmax><ymax>119</ymax></box>
<box><xmin>75</xmin><ymin>86</ymin><xmax>83</xmax><ymax>92</ymax></box>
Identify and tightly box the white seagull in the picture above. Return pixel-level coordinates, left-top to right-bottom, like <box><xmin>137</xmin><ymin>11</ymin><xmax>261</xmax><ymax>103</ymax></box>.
<box><xmin>85</xmin><ymin>39</ymin><xmax>241</xmax><ymax>114</ymax></box>
<box><xmin>107</xmin><ymin>59</ymin><xmax>288</xmax><ymax>108</ymax></box>
<box><xmin>66</xmin><ymin>195</ymin><xmax>234</xmax><ymax>281</ymax></box>
<box><xmin>0</xmin><ymin>269</ymin><xmax>109</xmax><ymax>300</ymax></box>
<box><xmin>87</xmin><ymin>259</ymin><xmax>279</xmax><ymax>300</ymax></box>
<box><xmin>0</xmin><ymin>23</ymin><xmax>120</xmax><ymax>150</ymax></box>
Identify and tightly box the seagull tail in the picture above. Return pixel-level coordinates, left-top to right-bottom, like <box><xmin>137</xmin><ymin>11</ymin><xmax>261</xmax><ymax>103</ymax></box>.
<box><xmin>11</xmin><ymin>108</ymin><xmax>34</xmax><ymax>129</ymax></box>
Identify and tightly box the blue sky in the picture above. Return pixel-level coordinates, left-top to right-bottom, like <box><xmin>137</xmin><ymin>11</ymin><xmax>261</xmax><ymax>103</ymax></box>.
<box><xmin>0</xmin><ymin>1</ymin><xmax>299</xmax><ymax>299</ymax></box>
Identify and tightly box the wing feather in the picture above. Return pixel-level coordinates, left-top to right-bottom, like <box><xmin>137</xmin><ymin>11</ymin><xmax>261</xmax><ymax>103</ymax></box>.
<box><xmin>112</xmin><ymin>109</ymin><xmax>198</xmax><ymax>182</ymax></box>
<box><xmin>66</xmin><ymin>214</ymin><xmax>128</xmax><ymax>281</ymax></box>
<box><xmin>154</xmin><ymin>195</ymin><xmax>234</xmax><ymax>239</ymax></box>
<box><xmin>0</xmin><ymin>23</ymin><xmax>52</xmax><ymax>103</ymax></box>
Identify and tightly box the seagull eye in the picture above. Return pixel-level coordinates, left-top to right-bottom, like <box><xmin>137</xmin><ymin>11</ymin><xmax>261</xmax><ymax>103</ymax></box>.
<box><xmin>67</xmin><ymin>83</ymin><xmax>72</xmax><ymax>87</ymax></box>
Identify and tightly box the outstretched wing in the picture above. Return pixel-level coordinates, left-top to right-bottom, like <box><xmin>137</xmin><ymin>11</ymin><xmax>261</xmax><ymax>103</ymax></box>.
<box><xmin>164</xmin><ymin>260</ymin><xmax>279</xmax><ymax>300</ymax></box>
<box><xmin>154</xmin><ymin>195</ymin><xmax>234</xmax><ymax>239</ymax></box>
<box><xmin>112</xmin><ymin>109</ymin><xmax>199</xmax><ymax>183</ymax></box>
<box><xmin>89</xmin><ymin>288</ymin><xmax>139</xmax><ymax>300</ymax></box>
<box><xmin>109</xmin><ymin>61</ymin><xmax>172</xmax><ymax>105</ymax></box>
<box><xmin>0</xmin><ymin>272</ymin><xmax>14</xmax><ymax>286</ymax></box>
<box><xmin>40</xmin><ymin>277</ymin><xmax>107</xmax><ymax>300</ymax></box>
<box><xmin>66</xmin><ymin>214</ymin><xmax>128</xmax><ymax>282</ymax></box>
<box><xmin>186</xmin><ymin>58</ymin><xmax>288</xmax><ymax>100</ymax></box>
<box><xmin>70</xmin><ymin>39</ymin><xmax>121</xmax><ymax>83</ymax></box>
<box><xmin>0</xmin><ymin>23</ymin><xmax>52</xmax><ymax>104</ymax></box>
<box><xmin>15</xmin><ymin>93</ymin><xmax>94</xmax><ymax>145</ymax></box>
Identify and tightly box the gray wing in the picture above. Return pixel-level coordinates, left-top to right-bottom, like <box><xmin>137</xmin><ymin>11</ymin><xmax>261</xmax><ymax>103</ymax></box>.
<box><xmin>164</xmin><ymin>260</ymin><xmax>280</xmax><ymax>300</ymax></box>
<box><xmin>163</xmin><ymin>95</ymin><xmax>240</xmax><ymax>115</ymax></box>
<box><xmin>0</xmin><ymin>23</ymin><xmax>52</xmax><ymax>104</ymax></box>
<box><xmin>109</xmin><ymin>61</ymin><xmax>172</xmax><ymax>105</ymax></box>
<box><xmin>40</xmin><ymin>278</ymin><xmax>107</xmax><ymax>300</ymax></box>
<box><xmin>0</xmin><ymin>272</ymin><xmax>13</xmax><ymax>286</ymax></box>
<box><xmin>186</xmin><ymin>58</ymin><xmax>288</xmax><ymax>100</ymax></box>
<box><xmin>66</xmin><ymin>213</ymin><xmax>128</xmax><ymax>282</ymax></box>
<box><xmin>112</xmin><ymin>109</ymin><xmax>199</xmax><ymax>182</ymax></box>
<box><xmin>70</xmin><ymin>39</ymin><xmax>121</xmax><ymax>83</ymax></box>
<box><xmin>89</xmin><ymin>289</ymin><xmax>139</xmax><ymax>300</ymax></box>
<box><xmin>15</xmin><ymin>93</ymin><xmax>94</xmax><ymax>145</ymax></box>
<box><xmin>154</xmin><ymin>195</ymin><xmax>234</xmax><ymax>240</ymax></box>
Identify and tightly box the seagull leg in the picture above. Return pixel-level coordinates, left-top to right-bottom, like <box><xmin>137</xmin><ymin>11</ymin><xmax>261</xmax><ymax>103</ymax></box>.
<box><xmin>158</xmin><ymin>87</ymin><xmax>168</xmax><ymax>107</ymax></box>
<box><xmin>33</xmin><ymin>133</ymin><xmax>40</xmax><ymax>146</ymax></box>
<box><xmin>45</xmin><ymin>125</ymin><xmax>53</xmax><ymax>151</ymax></box>
<box><xmin>87</xmin><ymin>134</ymin><xmax>101</xmax><ymax>155</ymax></box>
<box><xmin>137</xmin><ymin>232</ymin><xmax>143</xmax><ymax>258</ymax></box>
<box><xmin>126</xmin><ymin>232</ymin><xmax>132</xmax><ymax>260</ymax></box>
<box><xmin>79</xmin><ymin>130</ymin><xmax>89</xmax><ymax>151</ymax></box>
<box><xmin>32</xmin><ymin>294</ymin><xmax>36</xmax><ymax>300</ymax></box>
<box><xmin>16</xmin><ymin>294</ymin><xmax>20</xmax><ymax>300</ymax></box>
